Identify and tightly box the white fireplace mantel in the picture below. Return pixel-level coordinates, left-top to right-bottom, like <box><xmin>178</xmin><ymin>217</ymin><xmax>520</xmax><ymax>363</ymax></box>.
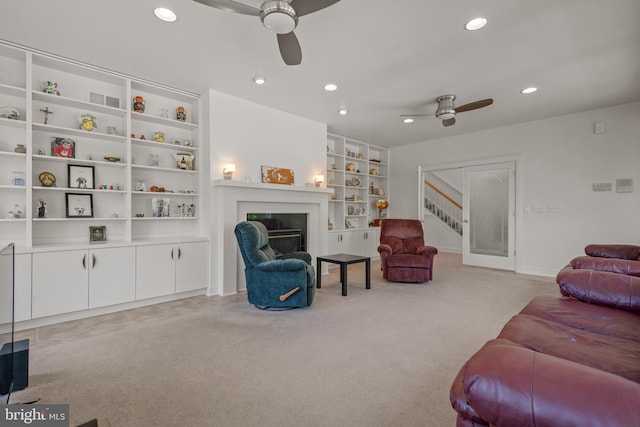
<box><xmin>209</xmin><ymin>180</ymin><xmax>333</xmax><ymax>296</ymax></box>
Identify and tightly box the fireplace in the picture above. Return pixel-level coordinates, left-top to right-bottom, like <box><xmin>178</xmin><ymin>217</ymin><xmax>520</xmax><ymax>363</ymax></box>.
<box><xmin>247</xmin><ymin>213</ymin><xmax>308</xmax><ymax>255</ymax></box>
<box><xmin>211</xmin><ymin>180</ymin><xmax>333</xmax><ymax>296</ymax></box>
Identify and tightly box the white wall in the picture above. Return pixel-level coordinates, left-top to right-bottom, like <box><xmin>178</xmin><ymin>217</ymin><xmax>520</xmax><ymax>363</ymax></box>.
<box><xmin>203</xmin><ymin>89</ymin><xmax>327</xmax><ymax>295</ymax></box>
<box><xmin>205</xmin><ymin>89</ymin><xmax>327</xmax><ymax>184</ymax></box>
<box><xmin>391</xmin><ymin>102</ymin><xmax>640</xmax><ymax>276</ymax></box>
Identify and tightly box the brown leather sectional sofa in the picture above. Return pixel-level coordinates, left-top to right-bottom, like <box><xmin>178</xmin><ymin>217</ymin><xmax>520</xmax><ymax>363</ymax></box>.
<box><xmin>450</xmin><ymin>244</ymin><xmax>640</xmax><ymax>427</ymax></box>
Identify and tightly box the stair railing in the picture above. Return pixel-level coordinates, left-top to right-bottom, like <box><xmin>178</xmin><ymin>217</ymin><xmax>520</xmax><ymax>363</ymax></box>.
<box><xmin>423</xmin><ymin>179</ymin><xmax>463</xmax><ymax>236</ymax></box>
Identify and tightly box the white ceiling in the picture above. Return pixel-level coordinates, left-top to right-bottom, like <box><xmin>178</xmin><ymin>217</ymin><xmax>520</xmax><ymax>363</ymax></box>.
<box><xmin>1</xmin><ymin>0</ymin><xmax>639</xmax><ymax>148</ymax></box>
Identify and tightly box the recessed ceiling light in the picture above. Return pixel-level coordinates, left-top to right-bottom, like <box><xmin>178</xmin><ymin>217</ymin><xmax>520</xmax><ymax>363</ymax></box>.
<box><xmin>324</xmin><ymin>83</ymin><xmax>338</xmax><ymax>92</ymax></box>
<box><xmin>521</xmin><ymin>87</ymin><xmax>538</xmax><ymax>94</ymax></box>
<box><xmin>338</xmin><ymin>108</ymin><xmax>348</xmax><ymax>115</ymax></box>
<box><xmin>403</xmin><ymin>118</ymin><xmax>414</xmax><ymax>124</ymax></box>
<box><xmin>253</xmin><ymin>76</ymin><xmax>266</xmax><ymax>85</ymax></box>
<box><xmin>464</xmin><ymin>17</ymin><xmax>487</xmax><ymax>31</ymax></box>
<box><xmin>154</xmin><ymin>7</ymin><xmax>177</xmax><ymax>22</ymax></box>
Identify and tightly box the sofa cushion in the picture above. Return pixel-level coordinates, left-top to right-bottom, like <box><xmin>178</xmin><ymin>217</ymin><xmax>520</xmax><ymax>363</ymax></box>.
<box><xmin>585</xmin><ymin>244</ymin><xmax>640</xmax><ymax>260</ymax></box>
<box><xmin>520</xmin><ymin>296</ymin><xmax>640</xmax><ymax>344</ymax></box>
<box><xmin>498</xmin><ymin>313</ymin><xmax>640</xmax><ymax>382</ymax></box>
<box><xmin>382</xmin><ymin>236</ymin><xmax>425</xmax><ymax>254</ymax></box>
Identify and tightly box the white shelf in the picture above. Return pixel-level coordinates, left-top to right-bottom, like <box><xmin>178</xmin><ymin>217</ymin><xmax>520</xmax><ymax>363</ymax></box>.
<box><xmin>131</xmin><ymin>164</ymin><xmax>197</xmax><ymax>174</ymax></box>
<box><xmin>32</xmin><ymin>91</ymin><xmax>127</xmax><ymax>117</ymax></box>
<box><xmin>132</xmin><ymin>216</ymin><xmax>199</xmax><ymax>221</ymax></box>
<box><xmin>32</xmin><ymin>155</ymin><xmax>126</xmax><ymax>168</ymax></box>
<box><xmin>33</xmin><ymin>123</ymin><xmax>127</xmax><ymax>142</ymax></box>
<box><xmin>132</xmin><ymin>191</ymin><xmax>198</xmax><ymax>197</ymax></box>
<box><xmin>132</xmin><ymin>138</ymin><xmax>198</xmax><ymax>152</ymax></box>
<box><xmin>131</xmin><ymin>112</ymin><xmax>198</xmax><ymax>130</ymax></box>
<box><xmin>33</xmin><ymin>217</ymin><xmax>127</xmax><ymax>222</ymax></box>
<box><xmin>0</xmin><ymin>83</ymin><xmax>26</xmax><ymax>97</ymax></box>
<box><xmin>0</xmin><ymin>117</ymin><xmax>26</xmax><ymax>129</ymax></box>
<box><xmin>0</xmin><ymin>185</ymin><xmax>26</xmax><ymax>190</ymax></box>
<box><xmin>32</xmin><ymin>186</ymin><xmax>127</xmax><ymax>194</ymax></box>
<box><xmin>0</xmin><ymin>151</ymin><xmax>26</xmax><ymax>159</ymax></box>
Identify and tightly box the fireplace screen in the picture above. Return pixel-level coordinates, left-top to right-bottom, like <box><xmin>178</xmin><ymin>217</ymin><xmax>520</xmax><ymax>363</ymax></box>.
<box><xmin>247</xmin><ymin>213</ymin><xmax>307</xmax><ymax>256</ymax></box>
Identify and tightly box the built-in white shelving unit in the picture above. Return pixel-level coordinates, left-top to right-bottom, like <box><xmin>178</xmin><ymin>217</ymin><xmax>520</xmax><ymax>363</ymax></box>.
<box><xmin>0</xmin><ymin>42</ymin><xmax>208</xmax><ymax>327</ymax></box>
<box><xmin>326</xmin><ymin>132</ymin><xmax>389</xmax><ymax>258</ymax></box>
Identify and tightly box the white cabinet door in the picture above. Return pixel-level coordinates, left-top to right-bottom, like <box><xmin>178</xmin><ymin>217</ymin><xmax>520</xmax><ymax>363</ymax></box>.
<box><xmin>175</xmin><ymin>241</ymin><xmax>208</xmax><ymax>293</ymax></box>
<box><xmin>136</xmin><ymin>244</ymin><xmax>175</xmax><ymax>300</ymax></box>
<box><xmin>14</xmin><ymin>253</ymin><xmax>32</xmax><ymax>322</ymax></box>
<box><xmin>364</xmin><ymin>228</ymin><xmax>381</xmax><ymax>258</ymax></box>
<box><xmin>89</xmin><ymin>246</ymin><xmax>135</xmax><ymax>308</ymax></box>
<box><xmin>32</xmin><ymin>250</ymin><xmax>89</xmax><ymax>318</ymax></box>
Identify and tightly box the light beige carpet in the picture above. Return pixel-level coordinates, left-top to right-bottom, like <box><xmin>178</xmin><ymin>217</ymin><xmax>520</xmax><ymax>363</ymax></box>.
<box><xmin>10</xmin><ymin>253</ymin><xmax>559</xmax><ymax>427</ymax></box>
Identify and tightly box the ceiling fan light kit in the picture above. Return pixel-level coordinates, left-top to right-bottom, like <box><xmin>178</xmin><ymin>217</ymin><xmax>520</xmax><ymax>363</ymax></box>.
<box><xmin>435</xmin><ymin>95</ymin><xmax>456</xmax><ymax>120</ymax></box>
<box><xmin>260</xmin><ymin>1</ymin><xmax>298</xmax><ymax>33</ymax></box>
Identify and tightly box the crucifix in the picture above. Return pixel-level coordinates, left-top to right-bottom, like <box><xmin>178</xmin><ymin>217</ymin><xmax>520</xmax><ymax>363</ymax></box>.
<box><xmin>39</xmin><ymin>106</ymin><xmax>54</xmax><ymax>125</ymax></box>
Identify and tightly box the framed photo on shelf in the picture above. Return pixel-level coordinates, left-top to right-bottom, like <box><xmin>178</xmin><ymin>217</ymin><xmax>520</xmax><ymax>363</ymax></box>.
<box><xmin>51</xmin><ymin>137</ymin><xmax>76</xmax><ymax>158</ymax></box>
<box><xmin>89</xmin><ymin>225</ymin><xmax>106</xmax><ymax>242</ymax></box>
<box><xmin>66</xmin><ymin>193</ymin><xmax>93</xmax><ymax>218</ymax></box>
<box><xmin>152</xmin><ymin>198</ymin><xmax>170</xmax><ymax>217</ymax></box>
<box><xmin>68</xmin><ymin>164</ymin><xmax>95</xmax><ymax>189</ymax></box>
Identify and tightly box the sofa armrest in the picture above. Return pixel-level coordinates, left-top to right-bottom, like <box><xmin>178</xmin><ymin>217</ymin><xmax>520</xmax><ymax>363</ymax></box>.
<box><xmin>278</xmin><ymin>251</ymin><xmax>312</xmax><ymax>265</ymax></box>
<box><xmin>378</xmin><ymin>243</ymin><xmax>392</xmax><ymax>255</ymax></box>
<box><xmin>255</xmin><ymin>258</ymin><xmax>308</xmax><ymax>273</ymax></box>
<box><xmin>556</xmin><ymin>267</ymin><xmax>640</xmax><ymax>313</ymax></box>
<box><xmin>417</xmin><ymin>246</ymin><xmax>438</xmax><ymax>256</ymax></box>
<box><xmin>451</xmin><ymin>339</ymin><xmax>640</xmax><ymax>427</ymax></box>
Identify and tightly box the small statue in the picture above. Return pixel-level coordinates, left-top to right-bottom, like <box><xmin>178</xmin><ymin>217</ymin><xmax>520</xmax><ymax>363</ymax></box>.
<box><xmin>153</xmin><ymin>131</ymin><xmax>165</xmax><ymax>143</ymax></box>
<box><xmin>42</xmin><ymin>81</ymin><xmax>60</xmax><ymax>96</ymax></box>
<box><xmin>80</xmin><ymin>113</ymin><xmax>97</xmax><ymax>131</ymax></box>
<box><xmin>36</xmin><ymin>199</ymin><xmax>47</xmax><ymax>218</ymax></box>
<box><xmin>132</xmin><ymin>96</ymin><xmax>145</xmax><ymax>113</ymax></box>
<box><xmin>176</xmin><ymin>106</ymin><xmax>186</xmax><ymax>122</ymax></box>
<box><xmin>150</xmin><ymin>154</ymin><xmax>159</xmax><ymax>167</ymax></box>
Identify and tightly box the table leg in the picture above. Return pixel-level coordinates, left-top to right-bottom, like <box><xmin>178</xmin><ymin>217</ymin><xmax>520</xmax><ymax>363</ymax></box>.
<box><xmin>316</xmin><ymin>259</ymin><xmax>322</xmax><ymax>288</ymax></box>
<box><xmin>340</xmin><ymin>264</ymin><xmax>347</xmax><ymax>296</ymax></box>
<box><xmin>365</xmin><ymin>259</ymin><xmax>371</xmax><ymax>289</ymax></box>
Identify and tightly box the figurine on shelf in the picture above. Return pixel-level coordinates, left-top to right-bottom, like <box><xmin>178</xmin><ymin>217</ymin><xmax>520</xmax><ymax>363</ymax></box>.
<box><xmin>174</xmin><ymin>152</ymin><xmax>194</xmax><ymax>170</ymax></box>
<box><xmin>153</xmin><ymin>131</ymin><xmax>165</xmax><ymax>142</ymax></box>
<box><xmin>150</xmin><ymin>154</ymin><xmax>159</xmax><ymax>167</ymax></box>
<box><xmin>7</xmin><ymin>204</ymin><xmax>22</xmax><ymax>220</ymax></box>
<box><xmin>42</xmin><ymin>81</ymin><xmax>60</xmax><ymax>96</ymax></box>
<box><xmin>36</xmin><ymin>199</ymin><xmax>47</xmax><ymax>218</ymax></box>
<box><xmin>133</xmin><ymin>96</ymin><xmax>145</xmax><ymax>113</ymax></box>
<box><xmin>79</xmin><ymin>113</ymin><xmax>97</xmax><ymax>131</ymax></box>
<box><xmin>176</xmin><ymin>106</ymin><xmax>186</xmax><ymax>122</ymax></box>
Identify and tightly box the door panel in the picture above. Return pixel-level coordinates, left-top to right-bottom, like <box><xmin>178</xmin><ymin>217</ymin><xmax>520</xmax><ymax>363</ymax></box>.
<box><xmin>463</xmin><ymin>162</ymin><xmax>515</xmax><ymax>270</ymax></box>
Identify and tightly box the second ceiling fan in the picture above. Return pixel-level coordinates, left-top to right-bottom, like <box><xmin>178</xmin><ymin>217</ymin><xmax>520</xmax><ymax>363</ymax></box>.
<box><xmin>193</xmin><ymin>0</ymin><xmax>341</xmax><ymax>65</ymax></box>
<box><xmin>402</xmin><ymin>95</ymin><xmax>494</xmax><ymax>127</ymax></box>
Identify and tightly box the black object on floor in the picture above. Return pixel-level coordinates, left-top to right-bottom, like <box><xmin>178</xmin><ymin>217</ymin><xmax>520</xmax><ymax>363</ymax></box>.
<box><xmin>0</xmin><ymin>338</ymin><xmax>29</xmax><ymax>394</ymax></box>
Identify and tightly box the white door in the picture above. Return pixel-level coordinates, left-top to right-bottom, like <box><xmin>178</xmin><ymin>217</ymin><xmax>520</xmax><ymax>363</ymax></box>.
<box><xmin>175</xmin><ymin>241</ymin><xmax>209</xmax><ymax>293</ymax></box>
<box><xmin>32</xmin><ymin>250</ymin><xmax>89</xmax><ymax>318</ymax></box>
<box><xmin>136</xmin><ymin>244</ymin><xmax>175</xmax><ymax>299</ymax></box>
<box><xmin>462</xmin><ymin>162</ymin><xmax>516</xmax><ymax>270</ymax></box>
<box><xmin>89</xmin><ymin>246</ymin><xmax>135</xmax><ymax>308</ymax></box>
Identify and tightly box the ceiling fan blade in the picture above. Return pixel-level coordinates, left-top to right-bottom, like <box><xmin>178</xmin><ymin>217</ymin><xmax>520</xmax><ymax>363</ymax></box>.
<box><xmin>455</xmin><ymin>98</ymin><xmax>493</xmax><ymax>113</ymax></box>
<box><xmin>442</xmin><ymin>118</ymin><xmax>456</xmax><ymax>127</ymax></box>
<box><xmin>193</xmin><ymin>0</ymin><xmax>260</xmax><ymax>15</ymax></box>
<box><xmin>277</xmin><ymin>32</ymin><xmax>302</xmax><ymax>65</ymax></box>
<box><xmin>400</xmin><ymin>114</ymin><xmax>434</xmax><ymax>118</ymax></box>
<box><xmin>291</xmin><ymin>0</ymin><xmax>341</xmax><ymax>17</ymax></box>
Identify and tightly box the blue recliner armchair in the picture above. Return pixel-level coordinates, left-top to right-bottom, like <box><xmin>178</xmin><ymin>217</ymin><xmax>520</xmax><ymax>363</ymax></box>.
<box><xmin>234</xmin><ymin>221</ymin><xmax>315</xmax><ymax>309</ymax></box>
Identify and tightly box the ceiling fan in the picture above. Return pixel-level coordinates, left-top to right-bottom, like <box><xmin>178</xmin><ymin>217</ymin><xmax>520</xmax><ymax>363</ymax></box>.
<box><xmin>401</xmin><ymin>95</ymin><xmax>494</xmax><ymax>127</ymax></box>
<box><xmin>193</xmin><ymin>0</ymin><xmax>341</xmax><ymax>65</ymax></box>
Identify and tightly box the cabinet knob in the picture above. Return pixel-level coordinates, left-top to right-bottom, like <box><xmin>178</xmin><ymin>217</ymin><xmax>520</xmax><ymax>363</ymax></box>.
<box><xmin>82</xmin><ymin>254</ymin><xmax>86</xmax><ymax>269</ymax></box>
<box><xmin>92</xmin><ymin>254</ymin><xmax>96</xmax><ymax>268</ymax></box>
<box><xmin>171</xmin><ymin>248</ymin><xmax>174</xmax><ymax>260</ymax></box>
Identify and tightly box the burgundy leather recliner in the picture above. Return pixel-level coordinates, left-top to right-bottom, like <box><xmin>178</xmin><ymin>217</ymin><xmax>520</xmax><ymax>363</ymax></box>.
<box><xmin>377</xmin><ymin>219</ymin><xmax>437</xmax><ymax>283</ymax></box>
